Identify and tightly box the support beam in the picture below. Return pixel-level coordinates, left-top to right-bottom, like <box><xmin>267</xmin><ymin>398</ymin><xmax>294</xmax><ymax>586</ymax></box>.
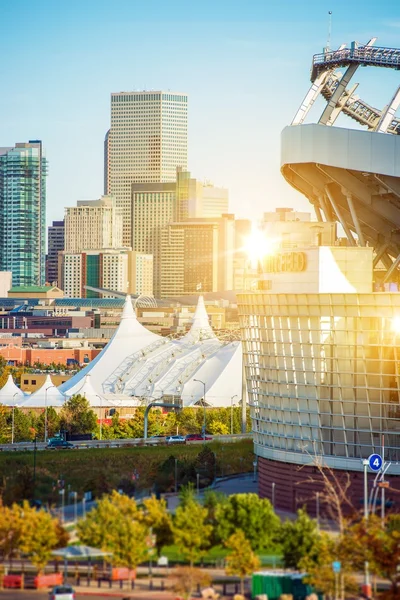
<box><xmin>375</xmin><ymin>174</ymin><xmax>400</xmax><ymax>200</ymax></box>
<box><xmin>318</xmin><ymin>193</ymin><xmax>333</xmax><ymax>222</ymax></box>
<box><xmin>314</xmin><ymin>204</ymin><xmax>324</xmax><ymax>222</ymax></box>
<box><xmin>319</xmin><ymin>38</ymin><xmax>376</xmax><ymax>126</ymax></box>
<box><xmin>345</xmin><ymin>192</ymin><xmax>366</xmax><ymax>246</ymax></box>
<box><xmin>382</xmin><ymin>254</ymin><xmax>400</xmax><ymax>283</ymax></box>
<box><xmin>292</xmin><ymin>70</ymin><xmax>332</xmax><ymax>125</ymax></box>
<box><xmin>327</xmin><ymin>82</ymin><xmax>359</xmax><ymax>126</ymax></box>
<box><xmin>325</xmin><ymin>184</ymin><xmax>356</xmax><ymax>245</ymax></box>
<box><xmin>376</xmin><ymin>85</ymin><xmax>400</xmax><ymax>133</ymax></box>
<box><xmin>373</xmin><ymin>243</ymin><xmax>390</xmax><ymax>268</ymax></box>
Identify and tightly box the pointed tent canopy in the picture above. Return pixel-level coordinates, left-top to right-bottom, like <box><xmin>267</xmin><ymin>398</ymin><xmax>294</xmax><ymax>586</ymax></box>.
<box><xmin>65</xmin><ymin>374</ymin><xmax>107</xmax><ymax>407</ymax></box>
<box><xmin>59</xmin><ymin>295</ymin><xmax>161</xmax><ymax>396</ymax></box>
<box><xmin>20</xmin><ymin>374</ymin><xmax>66</xmax><ymax>408</ymax></box>
<box><xmin>52</xmin><ymin>545</ymin><xmax>111</xmax><ymax>559</ymax></box>
<box><xmin>181</xmin><ymin>295</ymin><xmax>216</xmax><ymax>343</ymax></box>
<box><xmin>0</xmin><ymin>374</ymin><xmax>25</xmax><ymax>406</ymax></box>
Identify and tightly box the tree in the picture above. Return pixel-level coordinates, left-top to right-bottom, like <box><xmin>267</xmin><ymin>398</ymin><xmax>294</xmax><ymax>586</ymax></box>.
<box><xmin>194</xmin><ymin>446</ymin><xmax>216</xmax><ymax>487</ymax></box>
<box><xmin>208</xmin><ymin>420</ymin><xmax>229</xmax><ymax>435</ymax></box>
<box><xmin>59</xmin><ymin>394</ymin><xmax>97</xmax><ymax>434</ymax></box>
<box><xmin>203</xmin><ymin>491</ymin><xmax>228</xmax><ymax>546</ymax></box>
<box><xmin>225</xmin><ymin>530</ymin><xmax>261</xmax><ymax>596</ymax></box>
<box><xmin>19</xmin><ymin>502</ymin><xmax>68</xmax><ymax>574</ymax></box>
<box><xmin>172</xmin><ymin>498</ymin><xmax>212</xmax><ymax>567</ymax></box>
<box><xmin>0</xmin><ymin>502</ymin><xmax>24</xmax><ymax>564</ymax></box>
<box><xmin>141</xmin><ymin>496</ymin><xmax>173</xmax><ymax>557</ymax></box>
<box><xmin>77</xmin><ymin>491</ymin><xmax>149</xmax><ymax>574</ymax></box>
<box><xmin>215</xmin><ymin>493</ymin><xmax>280</xmax><ymax>551</ymax></box>
<box><xmin>279</xmin><ymin>508</ymin><xmax>320</xmax><ymax>569</ymax></box>
<box><xmin>34</xmin><ymin>406</ymin><xmax>60</xmax><ymax>440</ymax></box>
<box><xmin>173</xmin><ymin>566</ymin><xmax>211</xmax><ymax>600</ymax></box>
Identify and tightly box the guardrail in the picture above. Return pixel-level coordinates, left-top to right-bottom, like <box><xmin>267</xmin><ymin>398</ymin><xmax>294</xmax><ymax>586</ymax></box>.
<box><xmin>0</xmin><ymin>433</ymin><xmax>252</xmax><ymax>452</ymax></box>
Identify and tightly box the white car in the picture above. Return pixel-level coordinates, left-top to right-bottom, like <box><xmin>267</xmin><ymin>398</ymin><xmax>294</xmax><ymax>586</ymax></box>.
<box><xmin>165</xmin><ymin>435</ymin><xmax>186</xmax><ymax>444</ymax></box>
<box><xmin>49</xmin><ymin>585</ymin><xmax>75</xmax><ymax>600</ymax></box>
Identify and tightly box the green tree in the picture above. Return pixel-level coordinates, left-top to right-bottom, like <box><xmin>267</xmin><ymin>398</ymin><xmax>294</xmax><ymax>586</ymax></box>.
<box><xmin>208</xmin><ymin>420</ymin><xmax>229</xmax><ymax>435</ymax></box>
<box><xmin>0</xmin><ymin>502</ymin><xmax>24</xmax><ymax>563</ymax></box>
<box><xmin>19</xmin><ymin>502</ymin><xmax>68</xmax><ymax>574</ymax></box>
<box><xmin>215</xmin><ymin>493</ymin><xmax>280</xmax><ymax>551</ymax></box>
<box><xmin>225</xmin><ymin>530</ymin><xmax>261</xmax><ymax>596</ymax></box>
<box><xmin>203</xmin><ymin>491</ymin><xmax>228</xmax><ymax>546</ymax></box>
<box><xmin>59</xmin><ymin>394</ymin><xmax>97</xmax><ymax>434</ymax></box>
<box><xmin>77</xmin><ymin>491</ymin><xmax>149</xmax><ymax>574</ymax></box>
<box><xmin>279</xmin><ymin>508</ymin><xmax>320</xmax><ymax>569</ymax></box>
<box><xmin>34</xmin><ymin>406</ymin><xmax>60</xmax><ymax>440</ymax></box>
<box><xmin>172</xmin><ymin>498</ymin><xmax>212</xmax><ymax>567</ymax></box>
<box><xmin>9</xmin><ymin>408</ymin><xmax>34</xmax><ymax>442</ymax></box>
<box><xmin>141</xmin><ymin>495</ymin><xmax>173</xmax><ymax>557</ymax></box>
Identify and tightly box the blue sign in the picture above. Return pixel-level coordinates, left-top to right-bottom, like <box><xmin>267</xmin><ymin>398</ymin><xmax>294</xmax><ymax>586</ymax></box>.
<box><xmin>332</xmin><ymin>561</ymin><xmax>341</xmax><ymax>573</ymax></box>
<box><xmin>368</xmin><ymin>454</ymin><xmax>383</xmax><ymax>472</ymax></box>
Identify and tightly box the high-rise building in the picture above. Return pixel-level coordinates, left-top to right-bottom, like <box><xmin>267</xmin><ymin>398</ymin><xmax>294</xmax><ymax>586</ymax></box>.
<box><xmin>176</xmin><ymin>168</ymin><xmax>229</xmax><ymax>221</ymax></box>
<box><xmin>64</xmin><ymin>195</ymin><xmax>123</xmax><ymax>253</ymax></box>
<box><xmin>160</xmin><ymin>215</ymin><xmax>235</xmax><ymax>298</ymax></box>
<box><xmin>60</xmin><ymin>249</ymin><xmax>153</xmax><ymax>298</ymax></box>
<box><xmin>132</xmin><ymin>182</ymin><xmax>176</xmax><ymax>297</ymax></box>
<box><xmin>46</xmin><ymin>220</ymin><xmax>65</xmax><ymax>285</ymax></box>
<box><xmin>0</xmin><ymin>141</ymin><xmax>47</xmax><ymax>286</ymax></box>
<box><xmin>106</xmin><ymin>91</ymin><xmax>188</xmax><ymax>245</ymax></box>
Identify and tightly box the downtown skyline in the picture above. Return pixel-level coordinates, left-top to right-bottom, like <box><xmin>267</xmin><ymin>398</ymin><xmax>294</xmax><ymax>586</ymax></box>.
<box><xmin>2</xmin><ymin>0</ymin><xmax>400</xmax><ymax>226</ymax></box>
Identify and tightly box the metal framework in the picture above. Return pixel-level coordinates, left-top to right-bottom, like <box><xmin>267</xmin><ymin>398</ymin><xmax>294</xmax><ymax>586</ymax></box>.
<box><xmin>292</xmin><ymin>39</ymin><xmax>400</xmax><ymax>134</ymax></box>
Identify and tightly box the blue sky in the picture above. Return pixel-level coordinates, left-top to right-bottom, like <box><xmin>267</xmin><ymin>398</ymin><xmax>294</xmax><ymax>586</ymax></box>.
<box><xmin>1</xmin><ymin>0</ymin><xmax>400</xmax><ymax>224</ymax></box>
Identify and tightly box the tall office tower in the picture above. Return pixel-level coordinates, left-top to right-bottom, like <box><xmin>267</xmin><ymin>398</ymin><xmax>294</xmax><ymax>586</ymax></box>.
<box><xmin>176</xmin><ymin>168</ymin><xmax>229</xmax><ymax>221</ymax></box>
<box><xmin>132</xmin><ymin>182</ymin><xmax>176</xmax><ymax>297</ymax></box>
<box><xmin>233</xmin><ymin>218</ymin><xmax>253</xmax><ymax>291</ymax></box>
<box><xmin>106</xmin><ymin>91</ymin><xmax>188</xmax><ymax>244</ymax></box>
<box><xmin>104</xmin><ymin>130</ymin><xmax>110</xmax><ymax>195</ymax></box>
<box><xmin>160</xmin><ymin>215</ymin><xmax>235</xmax><ymax>298</ymax></box>
<box><xmin>0</xmin><ymin>141</ymin><xmax>47</xmax><ymax>286</ymax></box>
<box><xmin>46</xmin><ymin>220</ymin><xmax>65</xmax><ymax>285</ymax></box>
<box><xmin>64</xmin><ymin>195</ymin><xmax>123</xmax><ymax>253</ymax></box>
<box><xmin>60</xmin><ymin>249</ymin><xmax>153</xmax><ymax>298</ymax></box>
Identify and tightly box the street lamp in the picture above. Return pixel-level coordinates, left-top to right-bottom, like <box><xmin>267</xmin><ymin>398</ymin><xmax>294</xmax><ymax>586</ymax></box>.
<box><xmin>45</xmin><ymin>385</ymin><xmax>56</xmax><ymax>443</ymax></box>
<box><xmin>193</xmin><ymin>379</ymin><xmax>206</xmax><ymax>441</ymax></box>
<box><xmin>95</xmin><ymin>395</ymin><xmax>104</xmax><ymax>441</ymax></box>
<box><xmin>71</xmin><ymin>491</ymin><xmax>78</xmax><ymax>523</ymax></box>
<box><xmin>231</xmin><ymin>395</ymin><xmax>238</xmax><ymax>435</ymax></box>
<box><xmin>11</xmin><ymin>392</ymin><xmax>19</xmax><ymax>444</ymax></box>
<box><xmin>60</xmin><ymin>488</ymin><xmax>65</xmax><ymax>523</ymax></box>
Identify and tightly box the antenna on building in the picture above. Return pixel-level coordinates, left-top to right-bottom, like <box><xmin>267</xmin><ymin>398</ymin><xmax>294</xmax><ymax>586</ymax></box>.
<box><xmin>326</xmin><ymin>10</ymin><xmax>332</xmax><ymax>52</ymax></box>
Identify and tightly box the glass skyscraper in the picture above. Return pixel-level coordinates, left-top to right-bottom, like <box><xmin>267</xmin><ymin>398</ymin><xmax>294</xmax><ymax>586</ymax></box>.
<box><xmin>0</xmin><ymin>141</ymin><xmax>47</xmax><ymax>286</ymax></box>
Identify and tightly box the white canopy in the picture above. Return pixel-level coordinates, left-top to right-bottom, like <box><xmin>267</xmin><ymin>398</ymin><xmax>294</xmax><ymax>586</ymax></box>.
<box><xmin>0</xmin><ymin>374</ymin><xmax>25</xmax><ymax>406</ymax></box>
<box><xmin>65</xmin><ymin>374</ymin><xmax>108</xmax><ymax>407</ymax></box>
<box><xmin>20</xmin><ymin>374</ymin><xmax>66</xmax><ymax>408</ymax></box>
<box><xmin>59</xmin><ymin>295</ymin><xmax>161</xmax><ymax>396</ymax></box>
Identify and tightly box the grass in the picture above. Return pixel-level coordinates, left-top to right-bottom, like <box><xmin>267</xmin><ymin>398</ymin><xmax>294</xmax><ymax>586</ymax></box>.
<box><xmin>0</xmin><ymin>439</ymin><xmax>254</xmax><ymax>505</ymax></box>
<box><xmin>160</xmin><ymin>544</ymin><xmax>283</xmax><ymax>567</ymax></box>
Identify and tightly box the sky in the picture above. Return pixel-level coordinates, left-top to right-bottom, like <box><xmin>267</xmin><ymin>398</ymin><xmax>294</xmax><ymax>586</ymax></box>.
<box><xmin>1</xmin><ymin>0</ymin><xmax>400</xmax><ymax>225</ymax></box>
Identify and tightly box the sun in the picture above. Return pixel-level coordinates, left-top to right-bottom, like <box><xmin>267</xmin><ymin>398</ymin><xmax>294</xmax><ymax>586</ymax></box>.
<box><xmin>243</xmin><ymin>228</ymin><xmax>276</xmax><ymax>266</ymax></box>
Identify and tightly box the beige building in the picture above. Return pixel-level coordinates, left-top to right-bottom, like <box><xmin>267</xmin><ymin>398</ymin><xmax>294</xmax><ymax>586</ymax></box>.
<box><xmin>8</xmin><ymin>285</ymin><xmax>64</xmax><ymax>299</ymax></box>
<box><xmin>176</xmin><ymin>168</ymin><xmax>229</xmax><ymax>220</ymax></box>
<box><xmin>132</xmin><ymin>182</ymin><xmax>176</xmax><ymax>297</ymax></box>
<box><xmin>60</xmin><ymin>249</ymin><xmax>153</xmax><ymax>298</ymax></box>
<box><xmin>64</xmin><ymin>195</ymin><xmax>123</xmax><ymax>253</ymax></box>
<box><xmin>0</xmin><ymin>272</ymin><xmax>12</xmax><ymax>297</ymax></box>
<box><xmin>160</xmin><ymin>215</ymin><xmax>235</xmax><ymax>298</ymax></box>
<box><xmin>106</xmin><ymin>91</ymin><xmax>188</xmax><ymax>245</ymax></box>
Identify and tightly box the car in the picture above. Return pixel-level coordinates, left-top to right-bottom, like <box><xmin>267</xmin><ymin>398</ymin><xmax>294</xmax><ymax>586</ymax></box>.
<box><xmin>49</xmin><ymin>585</ymin><xmax>75</xmax><ymax>600</ymax></box>
<box><xmin>165</xmin><ymin>435</ymin><xmax>186</xmax><ymax>444</ymax></box>
<box><xmin>185</xmin><ymin>433</ymin><xmax>213</xmax><ymax>441</ymax></box>
<box><xmin>46</xmin><ymin>439</ymin><xmax>75</xmax><ymax>450</ymax></box>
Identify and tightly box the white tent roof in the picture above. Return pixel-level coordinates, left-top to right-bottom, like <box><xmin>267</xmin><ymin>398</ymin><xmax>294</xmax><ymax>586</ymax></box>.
<box><xmin>20</xmin><ymin>374</ymin><xmax>66</xmax><ymax>408</ymax></box>
<box><xmin>181</xmin><ymin>296</ymin><xmax>215</xmax><ymax>343</ymax></box>
<box><xmin>59</xmin><ymin>295</ymin><xmax>161</xmax><ymax>396</ymax></box>
<box><xmin>0</xmin><ymin>374</ymin><xmax>25</xmax><ymax>406</ymax></box>
<box><xmin>65</xmin><ymin>374</ymin><xmax>108</xmax><ymax>407</ymax></box>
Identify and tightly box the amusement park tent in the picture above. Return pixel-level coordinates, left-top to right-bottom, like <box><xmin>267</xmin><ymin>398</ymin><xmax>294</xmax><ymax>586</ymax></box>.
<box><xmin>20</xmin><ymin>374</ymin><xmax>66</xmax><ymax>408</ymax></box>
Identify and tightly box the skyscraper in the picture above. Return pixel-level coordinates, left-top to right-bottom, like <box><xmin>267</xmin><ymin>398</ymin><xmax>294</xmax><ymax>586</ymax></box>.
<box><xmin>106</xmin><ymin>91</ymin><xmax>188</xmax><ymax>244</ymax></box>
<box><xmin>0</xmin><ymin>141</ymin><xmax>47</xmax><ymax>286</ymax></box>
<box><xmin>46</xmin><ymin>220</ymin><xmax>65</xmax><ymax>285</ymax></box>
<box><xmin>64</xmin><ymin>195</ymin><xmax>123</xmax><ymax>253</ymax></box>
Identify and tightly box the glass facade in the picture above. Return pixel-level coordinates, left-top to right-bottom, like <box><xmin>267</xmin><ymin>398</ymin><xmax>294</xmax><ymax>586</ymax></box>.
<box><xmin>238</xmin><ymin>291</ymin><xmax>400</xmax><ymax>473</ymax></box>
<box><xmin>0</xmin><ymin>141</ymin><xmax>47</xmax><ymax>286</ymax></box>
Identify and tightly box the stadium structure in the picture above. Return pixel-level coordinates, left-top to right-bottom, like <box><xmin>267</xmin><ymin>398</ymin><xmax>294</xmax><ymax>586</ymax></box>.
<box><xmin>238</xmin><ymin>39</ymin><xmax>400</xmax><ymax>513</ymax></box>
<box><xmin>6</xmin><ymin>295</ymin><xmax>242</xmax><ymax>411</ymax></box>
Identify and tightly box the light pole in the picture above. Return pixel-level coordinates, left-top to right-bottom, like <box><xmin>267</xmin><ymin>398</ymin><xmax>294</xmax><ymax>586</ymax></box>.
<box><xmin>253</xmin><ymin>459</ymin><xmax>258</xmax><ymax>483</ymax></box>
<box><xmin>193</xmin><ymin>379</ymin><xmax>206</xmax><ymax>440</ymax></box>
<box><xmin>196</xmin><ymin>473</ymin><xmax>200</xmax><ymax>495</ymax></box>
<box><xmin>231</xmin><ymin>395</ymin><xmax>238</xmax><ymax>435</ymax></box>
<box><xmin>45</xmin><ymin>385</ymin><xmax>56</xmax><ymax>443</ymax></box>
<box><xmin>316</xmin><ymin>492</ymin><xmax>320</xmax><ymax>531</ymax></box>
<box><xmin>363</xmin><ymin>459</ymin><xmax>370</xmax><ymax>592</ymax></box>
<box><xmin>95</xmin><ymin>395</ymin><xmax>103</xmax><ymax>440</ymax></box>
<box><xmin>272</xmin><ymin>481</ymin><xmax>276</xmax><ymax>509</ymax></box>
<box><xmin>11</xmin><ymin>392</ymin><xmax>19</xmax><ymax>444</ymax></box>
<box><xmin>82</xmin><ymin>495</ymin><xmax>86</xmax><ymax>519</ymax></box>
<box><xmin>60</xmin><ymin>488</ymin><xmax>65</xmax><ymax>523</ymax></box>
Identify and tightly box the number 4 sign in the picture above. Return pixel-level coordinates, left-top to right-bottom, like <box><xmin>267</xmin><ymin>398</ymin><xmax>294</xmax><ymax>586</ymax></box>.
<box><xmin>368</xmin><ymin>454</ymin><xmax>383</xmax><ymax>472</ymax></box>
